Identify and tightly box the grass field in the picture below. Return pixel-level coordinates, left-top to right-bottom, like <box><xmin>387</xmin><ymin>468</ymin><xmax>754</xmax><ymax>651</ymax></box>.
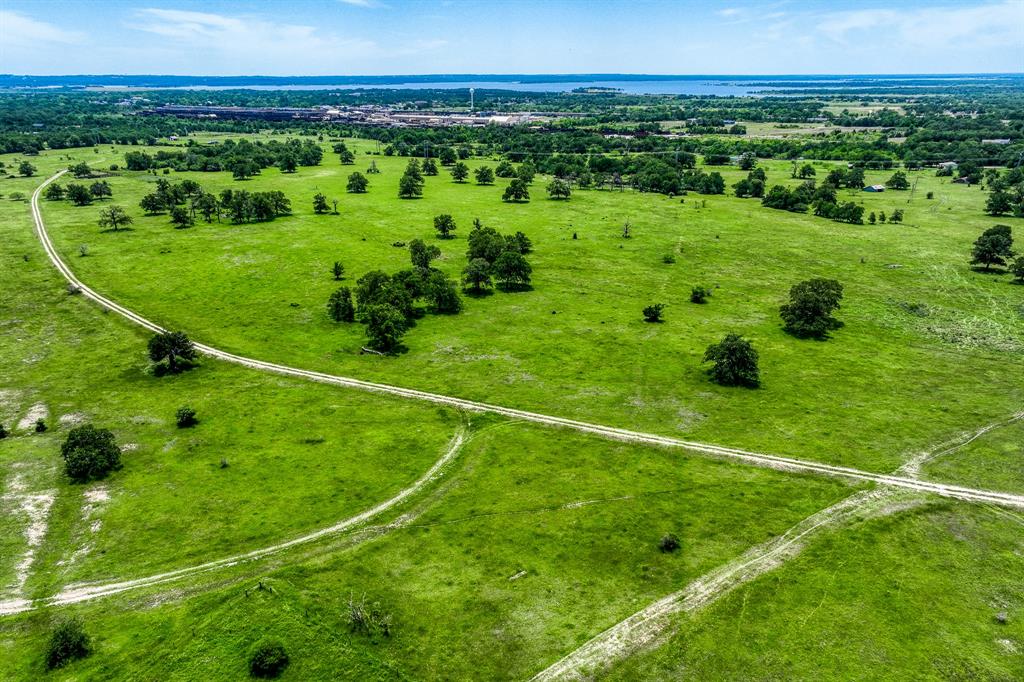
<box><xmin>1</xmin><ymin>138</ymin><xmax>1022</xmax><ymax>680</ymax></box>
<box><xmin>31</xmin><ymin>140</ymin><xmax>1024</xmax><ymax>476</ymax></box>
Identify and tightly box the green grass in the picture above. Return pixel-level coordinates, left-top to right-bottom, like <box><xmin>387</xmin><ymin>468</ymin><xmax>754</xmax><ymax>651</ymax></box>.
<box><xmin>924</xmin><ymin>418</ymin><xmax>1024</xmax><ymax>493</ymax></box>
<box><xmin>0</xmin><ymin>419</ymin><xmax>857</xmax><ymax>680</ymax></box>
<box><xmin>602</xmin><ymin>501</ymin><xmax>1024</xmax><ymax>681</ymax></box>
<box><xmin>0</xmin><ymin>162</ymin><xmax>459</xmax><ymax>592</ymax></box>
<box><xmin>27</xmin><ymin>140</ymin><xmax>1024</xmax><ymax>476</ymax></box>
<box><xmin>2</xmin><ymin>139</ymin><xmax>1023</xmax><ymax>680</ymax></box>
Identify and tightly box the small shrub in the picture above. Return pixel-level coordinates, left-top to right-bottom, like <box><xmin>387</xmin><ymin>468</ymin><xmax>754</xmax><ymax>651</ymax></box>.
<box><xmin>35</xmin><ymin>419</ymin><xmax>47</xmax><ymax>433</ymax></box>
<box><xmin>690</xmin><ymin>286</ymin><xmax>711</xmax><ymax>304</ymax></box>
<box><xmin>249</xmin><ymin>639</ymin><xmax>289</xmax><ymax>679</ymax></box>
<box><xmin>659</xmin><ymin>534</ymin><xmax>681</xmax><ymax>553</ymax></box>
<box><xmin>220</xmin><ymin>457</ymin><xmax>229</xmax><ymax>469</ymax></box>
<box><xmin>79</xmin><ymin>244</ymin><xmax>89</xmax><ymax>257</ymax></box>
<box><xmin>347</xmin><ymin>593</ymin><xmax>392</xmax><ymax>640</ymax></box>
<box><xmin>45</xmin><ymin>618</ymin><xmax>91</xmax><ymax>670</ymax></box>
<box><xmin>175</xmin><ymin>406</ymin><xmax>198</xmax><ymax>428</ymax></box>
<box><xmin>662</xmin><ymin>253</ymin><xmax>676</xmax><ymax>264</ymax></box>
<box><xmin>0</xmin><ymin>423</ymin><xmax>7</xmax><ymax>439</ymax></box>
<box><xmin>926</xmin><ymin>191</ymin><xmax>934</xmax><ymax>200</ymax></box>
<box><xmin>642</xmin><ymin>303</ymin><xmax>665</xmax><ymax>322</ymax></box>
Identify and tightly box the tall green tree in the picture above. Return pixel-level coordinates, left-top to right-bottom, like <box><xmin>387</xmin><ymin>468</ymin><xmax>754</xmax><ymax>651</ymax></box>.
<box><xmin>97</xmin><ymin>205</ymin><xmax>133</xmax><ymax>232</ymax></box>
<box><xmin>433</xmin><ymin>213</ymin><xmax>457</xmax><ymax>239</ymax></box>
<box><xmin>779</xmin><ymin>278</ymin><xmax>844</xmax><ymax>338</ymax></box>
<box><xmin>327</xmin><ymin>287</ymin><xmax>355</xmax><ymax>322</ymax></box>
<box><xmin>971</xmin><ymin>224</ymin><xmax>1014</xmax><ymax>270</ymax></box>
<box><xmin>450</xmin><ymin>162</ymin><xmax>469</xmax><ymax>183</ymax></box>
<box><xmin>703</xmin><ymin>334</ymin><xmax>760</xmax><ymax>387</ymax></box>
<box><xmin>147</xmin><ymin>331</ymin><xmax>197</xmax><ymax>373</ymax></box>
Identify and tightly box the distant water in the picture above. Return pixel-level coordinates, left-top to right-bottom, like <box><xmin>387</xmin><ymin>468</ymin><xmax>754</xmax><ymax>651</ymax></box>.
<box><xmin>161</xmin><ymin>80</ymin><xmax>778</xmax><ymax>95</ymax></box>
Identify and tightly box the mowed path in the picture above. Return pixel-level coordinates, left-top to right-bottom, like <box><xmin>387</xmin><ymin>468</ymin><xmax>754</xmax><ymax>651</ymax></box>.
<box><xmin>29</xmin><ymin>171</ymin><xmax>1024</xmax><ymax>510</ymax></box>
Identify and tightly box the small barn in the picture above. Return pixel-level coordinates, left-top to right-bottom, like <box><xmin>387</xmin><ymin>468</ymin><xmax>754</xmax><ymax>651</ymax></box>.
<box><xmin>863</xmin><ymin>184</ymin><xmax>886</xmax><ymax>192</ymax></box>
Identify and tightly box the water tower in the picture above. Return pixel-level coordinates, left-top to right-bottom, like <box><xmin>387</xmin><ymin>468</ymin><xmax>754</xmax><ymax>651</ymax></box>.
<box><xmin>469</xmin><ymin>88</ymin><xmax>475</xmax><ymax>112</ymax></box>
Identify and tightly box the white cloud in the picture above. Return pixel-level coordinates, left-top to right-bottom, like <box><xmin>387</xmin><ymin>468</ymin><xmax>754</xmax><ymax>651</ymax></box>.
<box><xmin>338</xmin><ymin>0</ymin><xmax>379</xmax><ymax>6</ymax></box>
<box><xmin>717</xmin><ymin>8</ymin><xmax>740</xmax><ymax>17</ymax></box>
<box><xmin>0</xmin><ymin>10</ymin><xmax>84</xmax><ymax>48</ymax></box>
<box><xmin>128</xmin><ymin>8</ymin><xmax>379</xmax><ymax>71</ymax></box>
<box><xmin>818</xmin><ymin>1</ymin><xmax>1024</xmax><ymax>47</ymax></box>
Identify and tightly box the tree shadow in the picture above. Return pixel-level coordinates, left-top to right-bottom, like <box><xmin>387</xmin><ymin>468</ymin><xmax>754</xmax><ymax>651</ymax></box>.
<box><xmin>151</xmin><ymin>360</ymin><xmax>199</xmax><ymax>377</ymax></box>
<box><xmin>99</xmin><ymin>227</ymin><xmax>136</xmax><ymax>234</ymax></box>
<box><xmin>462</xmin><ymin>287</ymin><xmax>495</xmax><ymax>299</ymax></box>
<box><xmin>969</xmin><ymin>266</ymin><xmax>1009</xmax><ymax>275</ymax></box>
<box><xmin>496</xmin><ymin>283</ymin><xmax>534</xmax><ymax>293</ymax></box>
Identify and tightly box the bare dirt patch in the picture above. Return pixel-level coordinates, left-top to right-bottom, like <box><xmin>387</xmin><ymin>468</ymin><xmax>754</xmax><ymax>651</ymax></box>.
<box><xmin>16</xmin><ymin>403</ymin><xmax>48</xmax><ymax>431</ymax></box>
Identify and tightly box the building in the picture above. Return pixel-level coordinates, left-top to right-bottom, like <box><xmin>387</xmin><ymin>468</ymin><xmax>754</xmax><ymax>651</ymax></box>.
<box><xmin>863</xmin><ymin>185</ymin><xmax>886</xmax><ymax>192</ymax></box>
<box><xmin>981</xmin><ymin>138</ymin><xmax>1012</xmax><ymax>145</ymax></box>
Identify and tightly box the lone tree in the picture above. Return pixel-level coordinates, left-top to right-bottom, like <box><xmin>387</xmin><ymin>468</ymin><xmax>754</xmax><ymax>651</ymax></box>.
<box><xmin>45</xmin><ymin>618</ymin><xmax>91</xmax><ymax>670</ymax></box>
<box><xmin>474</xmin><ymin>166</ymin><xmax>495</xmax><ymax>185</ymax></box>
<box><xmin>886</xmin><ymin>170</ymin><xmax>910</xmax><ymax>190</ymax></box>
<box><xmin>433</xmin><ymin>213</ymin><xmax>457</xmax><ymax>239</ymax></box>
<box><xmin>971</xmin><ymin>224</ymin><xmax>1014</xmax><ymax>270</ymax></box>
<box><xmin>97</xmin><ymin>205</ymin><xmax>133</xmax><ymax>232</ymax></box>
<box><xmin>147</xmin><ymin>331</ymin><xmax>197</xmax><ymax>373</ymax></box>
<box><xmin>327</xmin><ymin>287</ymin><xmax>355</xmax><ymax>322</ymax></box>
<box><xmin>450</xmin><ymin>162</ymin><xmax>469</xmax><ymax>183</ymax></box>
<box><xmin>332</xmin><ymin>261</ymin><xmax>345</xmax><ymax>280</ymax></box>
<box><xmin>60</xmin><ymin>424</ymin><xmax>122</xmax><ymax>483</ymax></box>
<box><xmin>347</xmin><ymin>172</ymin><xmax>369</xmax><ymax>193</ymax></box>
<box><xmin>18</xmin><ymin>160</ymin><xmax>36</xmax><ymax>177</ymax></box>
<box><xmin>547</xmin><ymin>178</ymin><xmax>571</xmax><ymax>200</ymax></box>
<box><xmin>493</xmin><ymin>251</ymin><xmax>532</xmax><ymax>289</ymax></box>
<box><xmin>502</xmin><ymin>178</ymin><xmax>530</xmax><ymax>203</ymax></box>
<box><xmin>703</xmin><ymin>334</ymin><xmax>760</xmax><ymax>388</ymax></box>
<box><xmin>462</xmin><ymin>258</ymin><xmax>492</xmax><ymax>292</ymax></box>
<box><xmin>89</xmin><ymin>180</ymin><xmax>113</xmax><ymax>200</ymax></box>
<box><xmin>313</xmin><ymin>193</ymin><xmax>330</xmax><ymax>214</ymax></box>
<box><xmin>422</xmin><ymin>158</ymin><xmax>439</xmax><ymax>176</ymax></box>
<box><xmin>642</xmin><ymin>303</ymin><xmax>665</xmax><ymax>322</ymax></box>
<box><xmin>779</xmin><ymin>278</ymin><xmax>844</xmax><ymax>338</ymax></box>
<box><xmin>363</xmin><ymin>303</ymin><xmax>407</xmax><ymax>353</ymax></box>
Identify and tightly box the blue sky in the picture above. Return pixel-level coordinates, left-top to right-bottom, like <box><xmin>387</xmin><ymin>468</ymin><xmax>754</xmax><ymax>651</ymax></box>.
<box><xmin>1</xmin><ymin>0</ymin><xmax>1021</xmax><ymax>76</ymax></box>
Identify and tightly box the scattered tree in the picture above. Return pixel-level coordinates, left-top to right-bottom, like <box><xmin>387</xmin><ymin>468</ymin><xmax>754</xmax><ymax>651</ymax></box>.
<box><xmin>43</xmin><ymin>183</ymin><xmax>66</xmax><ymax>201</ymax></box>
<box><xmin>971</xmin><ymin>224</ymin><xmax>1014</xmax><ymax>271</ymax></box>
<box><xmin>450</xmin><ymin>162</ymin><xmax>469</xmax><ymax>183</ymax></box>
<box><xmin>424</xmin><ymin>271</ymin><xmax>463</xmax><ymax>313</ymax></box>
<box><xmin>332</xmin><ymin>261</ymin><xmax>345</xmax><ymax>280</ymax></box>
<box><xmin>690</xmin><ymin>286</ymin><xmax>711</xmax><ymax>304</ymax></box>
<box><xmin>61</xmin><ymin>424</ymin><xmax>122</xmax><ymax>483</ymax></box>
<box><xmin>1011</xmin><ymin>256</ymin><xmax>1024</xmax><ymax>283</ymax></box>
<box><xmin>140</xmin><ymin>192</ymin><xmax>165</xmax><ymax>214</ymax></box>
<box><xmin>97</xmin><ymin>205</ymin><xmax>133</xmax><ymax>232</ymax></box>
<box><xmin>66</xmin><ymin>183</ymin><xmax>93</xmax><ymax>206</ymax></box>
<box><xmin>409</xmin><ymin>239</ymin><xmax>441</xmax><ymax>271</ymax></box>
<box><xmin>547</xmin><ymin>178</ymin><xmax>572</xmax><ymax>200</ymax></box>
<box><xmin>433</xmin><ymin>213</ymin><xmax>457</xmax><ymax>239</ymax></box>
<box><xmin>502</xmin><ymin>178</ymin><xmax>530</xmax><ymax>203</ymax></box>
<box><xmin>147</xmin><ymin>331</ymin><xmax>197</xmax><ymax>373</ymax></box>
<box><xmin>886</xmin><ymin>170</ymin><xmax>909</xmax><ymax>190</ymax></box>
<box><xmin>474</xmin><ymin>166</ymin><xmax>495</xmax><ymax>185</ymax></box>
<box><xmin>779</xmin><ymin>278</ymin><xmax>845</xmax><ymax>338</ymax></box>
<box><xmin>18</xmin><ymin>161</ymin><xmax>36</xmax><ymax>177</ymax></box>
<box><xmin>313</xmin><ymin>193</ymin><xmax>330</xmax><ymax>214</ymax></box>
<box><xmin>169</xmin><ymin>205</ymin><xmax>193</xmax><ymax>229</ymax></box>
<box><xmin>422</xmin><ymin>158</ymin><xmax>438</xmax><ymax>176</ymax></box>
<box><xmin>703</xmin><ymin>334</ymin><xmax>760</xmax><ymax>388</ymax></box>
<box><xmin>642</xmin><ymin>303</ymin><xmax>665</xmax><ymax>322</ymax></box>
<box><xmin>347</xmin><ymin>172</ymin><xmax>369</xmax><ymax>193</ymax></box>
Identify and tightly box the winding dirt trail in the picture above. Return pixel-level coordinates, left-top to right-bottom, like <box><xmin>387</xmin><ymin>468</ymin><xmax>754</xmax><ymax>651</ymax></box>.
<box><xmin>0</xmin><ymin>427</ymin><xmax>466</xmax><ymax>616</ymax></box>
<box><xmin>27</xmin><ymin>172</ymin><xmax>1024</xmax><ymax>511</ymax></box>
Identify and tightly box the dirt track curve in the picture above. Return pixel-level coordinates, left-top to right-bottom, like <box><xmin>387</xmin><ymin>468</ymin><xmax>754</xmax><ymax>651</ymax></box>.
<box><xmin>29</xmin><ymin>171</ymin><xmax>1024</xmax><ymax>511</ymax></box>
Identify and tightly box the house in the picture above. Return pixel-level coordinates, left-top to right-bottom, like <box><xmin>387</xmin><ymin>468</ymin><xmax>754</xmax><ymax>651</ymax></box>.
<box><xmin>981</xmin><ymin>138</ymin><xmax>1011</xmax><ymax>145</ymax></box>
<box><xmin>936</xmin><ymin>161</ymin><xmax>958</xmax><ymax>170</ymax></box>
<box><xmin>863</xmin><ymin>184</ymin><xmax>886</xmax><ymax>192</ymax></box>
